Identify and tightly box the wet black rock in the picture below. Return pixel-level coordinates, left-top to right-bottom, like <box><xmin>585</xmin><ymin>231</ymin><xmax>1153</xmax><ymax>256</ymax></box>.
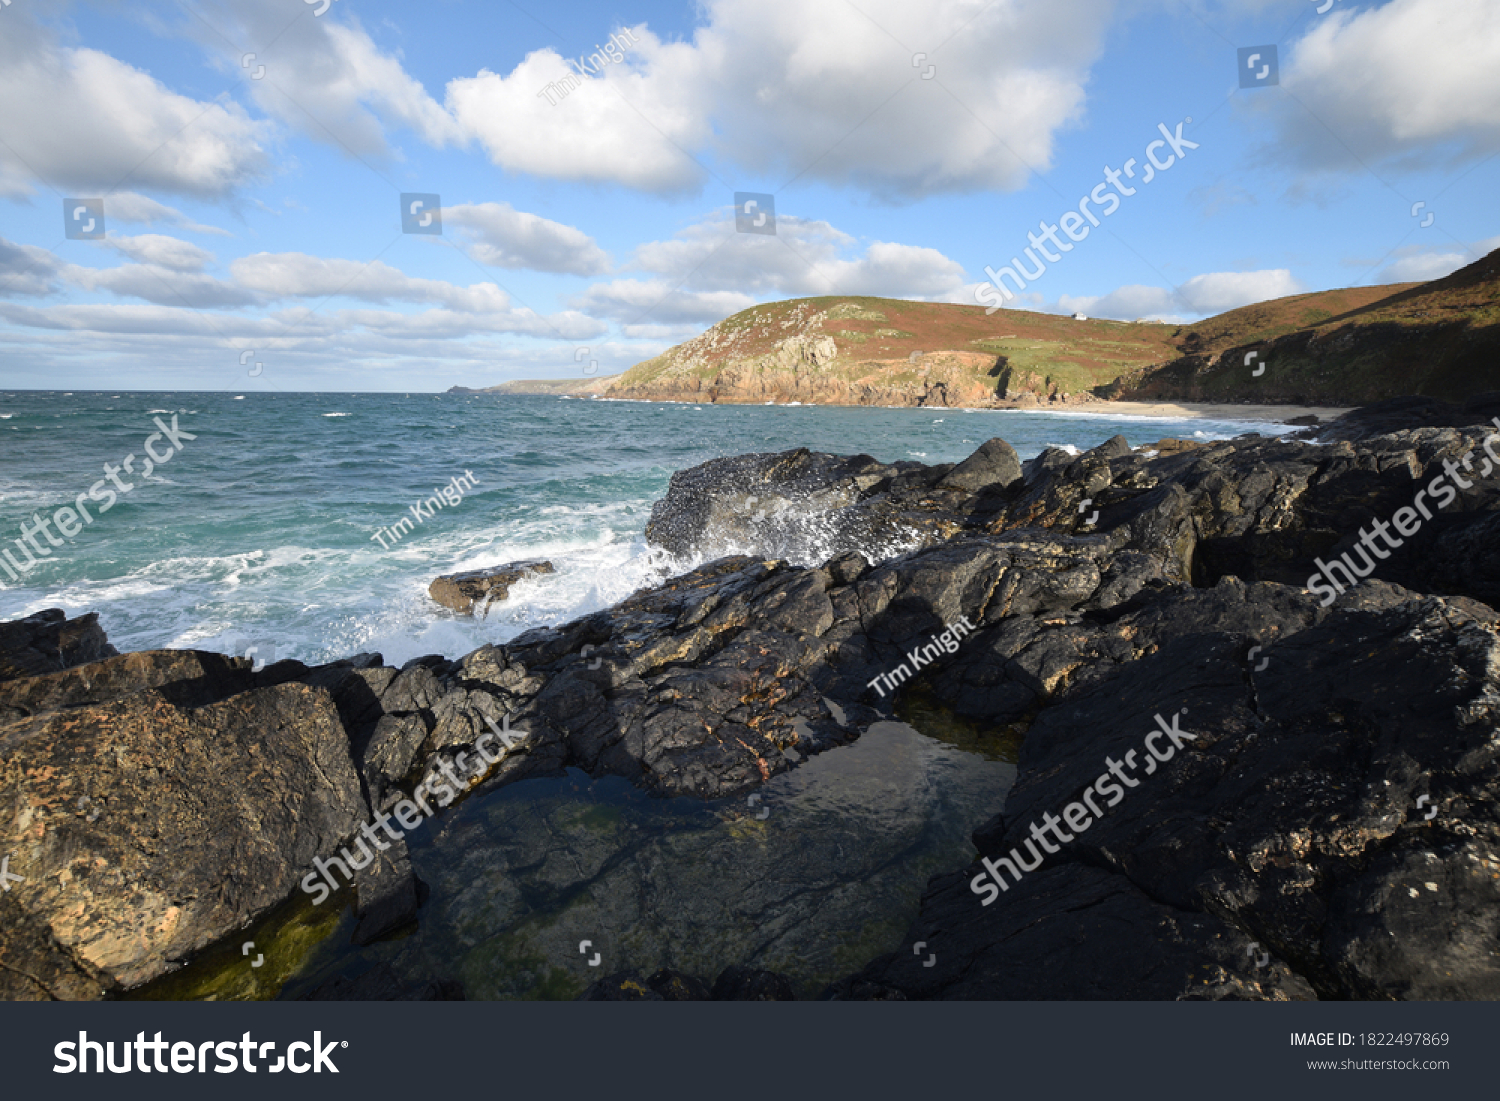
<box><xmin>843</xmin><ymin>584</ymin><xmax>1500</xmax><ymax>1000</ymax></box>
<box><xmin>1314</xmin><ymin>393</ymin><xmax>1500</xmax><ymax>442</ymax></box>
<box><xmin>579</xmin><ymin>966</ymin><xmax>793</xmax><ymax>1001</ymax></box>
<box><xmin>0</xmin><ymin>608</ymin><xmax>116</xmax><ymax>682</ymax></box>
<box><xmin>712</xmin><ymin>965</ymin><xmax>798</xmax><ymax>1001</ymax></box>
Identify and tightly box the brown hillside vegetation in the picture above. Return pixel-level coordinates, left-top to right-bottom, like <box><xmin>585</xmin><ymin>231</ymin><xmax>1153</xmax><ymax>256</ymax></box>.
<box><xmin>1113</xmin><ymin>247</ymin><xmax>1500</xmax><ymax>403</ymax></box>
<box><xmin>488</xmin><ymin>248</ymin><xmax>1500</xmax><ymax>409</ymax></box>
<box><xmin>605</xmin><ymin>296</ymin><xmax>1181</xmax><ymax>407</ymax></box>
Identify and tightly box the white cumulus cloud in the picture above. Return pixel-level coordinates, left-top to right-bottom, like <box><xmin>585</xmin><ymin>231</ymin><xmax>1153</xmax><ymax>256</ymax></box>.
<box><xmin>106</xmin><ymin>235</ymin><xmax>217</xmax><ymax>273</ymax></box>
<box><xmin>444</xmin><ymin>202</ymin><xmax>611</xmax><ymax>276</ymax></box>
<box><xmin>446</xmin><ymin>0</ymin><xmax>1114</xmax><ymax>199</ymax></box>
<box><xmin>192</xmin><ymin>0</ymin><xmax>464</xmax><ymax>159</ymax></box>
<box><xmin>1174</xmin><ymin>269</ymin><xmax>1306</xmax><ymax>314</ymax></box>
<box><xmin>0</xmin><ymin>16</ymin><xmax>271</xmax><ymax>200</ymax></box>
<box><xmin>571</xmin><ymin>279</ymin><xmax>756</xmax><ymax>324</ymax></box>
<box><xmin>1272</xmin><ymin>0</ymin><xmax>1500</xmax><ymax>170</ymax></box>
<box><xmin>628</xmin><ymin>210</ymin><xmax>969</xmax><ymax>302</ymax></box>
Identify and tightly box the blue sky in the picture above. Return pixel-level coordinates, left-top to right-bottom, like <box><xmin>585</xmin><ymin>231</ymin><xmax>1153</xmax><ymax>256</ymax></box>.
<box><xmin>0</xmin><ymin>0</ymin><xmax>1495</xmax><ymax>392</ymax></box>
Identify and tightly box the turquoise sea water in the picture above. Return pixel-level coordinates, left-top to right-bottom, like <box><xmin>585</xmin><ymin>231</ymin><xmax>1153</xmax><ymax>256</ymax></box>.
<box><xmin>0</xmin><ymin>391</ymin><xmax>1281</xmax><ymax>667</ymax></box>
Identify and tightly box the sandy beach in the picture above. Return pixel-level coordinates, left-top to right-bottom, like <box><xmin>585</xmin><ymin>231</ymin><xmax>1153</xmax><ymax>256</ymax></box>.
<box><xmin>1094</xmin><ymin>401</ymin><xmax>1355</xmax><ymax>422</ymax></box>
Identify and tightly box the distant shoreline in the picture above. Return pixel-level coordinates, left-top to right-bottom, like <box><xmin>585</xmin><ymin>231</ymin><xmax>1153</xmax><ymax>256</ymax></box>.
<box><xmin>483</xmin><ymin>387</ymin><xmax>1354</xmax><ymax>424</ymax></box>
<box><xmin>1022</xmin><ymin>400</ymin><xmax>1355</xmax><ymax>423</ymax></box>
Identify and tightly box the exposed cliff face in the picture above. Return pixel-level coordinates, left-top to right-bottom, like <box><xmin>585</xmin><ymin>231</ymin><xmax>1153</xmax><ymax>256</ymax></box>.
<box><xmin>604</xmin><ymin>297</ymin><xmax>1159</xmax><ymax>408</ymax></box>
<box><xmin>463</xmin><ymin>253</ymin><xmax>1499</xmax><ymax>410</ymax></box>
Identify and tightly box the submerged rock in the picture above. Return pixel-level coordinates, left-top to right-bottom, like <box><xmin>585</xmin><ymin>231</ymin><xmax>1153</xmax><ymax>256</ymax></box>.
<box><xmin>429</xmin><ymin>559</ymin><xmax>556</xmax><ymax>615</ymax></box>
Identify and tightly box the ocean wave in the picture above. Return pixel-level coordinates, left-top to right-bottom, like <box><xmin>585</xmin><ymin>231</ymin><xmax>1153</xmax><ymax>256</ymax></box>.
<box><xmin>1018</xmin><ymin>406</ymin><xmax>1287</xmax><ymax>430</ymax></box>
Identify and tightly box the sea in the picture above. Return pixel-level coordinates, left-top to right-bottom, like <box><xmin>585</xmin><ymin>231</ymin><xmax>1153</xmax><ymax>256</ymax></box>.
<box><xmin>0</xmin><ymin>390</ymin><xmax>1284</xmax><ymax>667</ymax></box>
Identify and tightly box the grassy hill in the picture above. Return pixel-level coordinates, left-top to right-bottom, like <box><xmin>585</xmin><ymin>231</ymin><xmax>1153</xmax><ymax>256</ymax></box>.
<box><xmin>1112</xmin><ymin>248</ymin><xmax>1500</xmax><ymax>403</ymax></box>
<box><xmin>608</xmin><ymin>296</ymin><xmax>1182</xmax><ymax>406</ymax></box>
<box><xmin>487</xmin><ymin>247</ymin><xmax>1500</xmax><ymax>408</ymax></box>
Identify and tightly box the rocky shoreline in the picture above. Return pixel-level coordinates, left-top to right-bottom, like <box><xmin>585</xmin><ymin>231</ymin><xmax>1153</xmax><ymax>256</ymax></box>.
<box><xmin>4</xmin><ymin>395</ymin><xmax>1499</xmax><ymax>1000</ymax></box>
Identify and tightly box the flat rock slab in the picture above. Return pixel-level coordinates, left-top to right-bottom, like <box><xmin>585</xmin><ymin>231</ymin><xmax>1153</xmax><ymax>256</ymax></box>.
<box><xmin>0</xmin><ymin>679</ymin><xmax>366</xmax><ymax>999</ymax></box>
<box><xmin>429</xmin><ymin>560</ymin><xmax>555</xmax><ymax>615</ymax></box>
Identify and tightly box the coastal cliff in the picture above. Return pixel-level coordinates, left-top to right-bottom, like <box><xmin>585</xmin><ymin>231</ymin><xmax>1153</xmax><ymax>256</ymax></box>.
<box><xmin>601</xmin><ymin>296</ymin><xmax>1171</xmax><ymax>407</ymax></box>
<box><xmin>479</xmin><ymin>247</ymin><xmax>1499</xmax><ymax>411</ymax></box>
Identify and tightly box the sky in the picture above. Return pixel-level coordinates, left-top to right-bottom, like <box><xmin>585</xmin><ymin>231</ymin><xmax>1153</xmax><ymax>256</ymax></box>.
<box><xmin>0</xmin><ymin>0</ymin><xmax>1496</xmax><ymax>393</ymax></box>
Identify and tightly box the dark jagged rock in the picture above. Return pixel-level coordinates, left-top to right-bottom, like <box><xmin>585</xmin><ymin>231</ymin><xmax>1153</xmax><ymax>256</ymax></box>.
<box><xmin>938</xmin><ymin>437</ymin><xmax>1024</xmax><ymax>493</ymax></box>
<box><xmin>644</xmin><ymin>448</ymin><xmax>929</xmax><ymax>563</ymax></box>
<box><xmin>0</xmin><ymin>649</ymin><xmax>257</xmax><ymax>727</ymax></box>
<box><xmin>712</xmin><ymin>965</ymin><xmax>798</xmax><ymax>1001</ymax></box>
<box><xmin>0</xmin><ymin>679</ymin><xmax>366</xmax><ymax>999</ymax></box>
<box><xmin>579</xmin><ymin>966</ymin><xmax>790</xmax><ymax>1001</ymax></box>
<box><xmin>843</xmin><ymin>584</ymin><xmax>1500</xmax><ymax>1000</ymax></box>
<box><xmin>1314</xmin><ymin>393</ymin><xmax>1500</xmax><ymax>442</ymax></box>
<box><xmin>0</xmin><ymin>609</ymin><xmax>116</xmax><ymax>682</ymax></box>
<box><xmin>428</xmin><ymin>559</ymin><xmax>555</xmax><ymax>615</ymax></box>
<box><xmin>5</xmin><ymin>397</ymin><xmax>1500</xmax><ymax>1000</ymax></box>
<box><xmin>1425</xmin><ymin>510</ymin><xmax>1500</xmax><ymax>609</ymax></box>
